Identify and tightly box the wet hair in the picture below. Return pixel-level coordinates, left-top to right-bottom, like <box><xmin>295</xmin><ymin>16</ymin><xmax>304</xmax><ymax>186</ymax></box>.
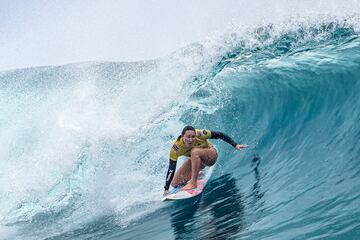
<box><xmin>177</xmin><ymin>125</ymin><xmax>196</xmax><ymax>141</ymax></box>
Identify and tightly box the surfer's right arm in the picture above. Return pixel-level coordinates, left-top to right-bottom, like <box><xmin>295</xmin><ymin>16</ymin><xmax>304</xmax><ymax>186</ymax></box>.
<box><xmin>164</xmin><ymin>159</ymin><xmax>177</xmax><ymax>195</ymax></box>
<box><xmin>164</xmin><ymin>145</ymin><xmax>179</xmax><ymax>196</ymax></box>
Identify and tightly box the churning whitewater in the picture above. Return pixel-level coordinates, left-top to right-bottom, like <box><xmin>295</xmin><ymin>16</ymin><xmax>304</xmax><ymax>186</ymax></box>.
<box><xmin>1</xmin><ymin>17</ymin><xmax>360</xmax><ymax>239</ymax></box>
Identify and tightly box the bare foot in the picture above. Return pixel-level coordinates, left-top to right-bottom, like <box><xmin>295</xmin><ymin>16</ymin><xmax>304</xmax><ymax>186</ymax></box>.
<box><xmin>182</xmin><ymin>181</ymin><xmax>197</xmax><ymax>191</ymax></box>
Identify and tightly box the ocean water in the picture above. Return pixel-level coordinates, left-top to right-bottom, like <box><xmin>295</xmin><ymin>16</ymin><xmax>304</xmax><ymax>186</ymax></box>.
<box><xmin>1</xmin><ymin>17</ymin><xmax>360</xmax><ymax>240</ymax></box>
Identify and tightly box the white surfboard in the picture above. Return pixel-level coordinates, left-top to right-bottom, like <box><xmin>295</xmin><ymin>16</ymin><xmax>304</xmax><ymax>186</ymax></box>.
<box><xmin>162</xmin><ymin>168</ymin><xmax>211</xmax><ymax>201</ymax></box>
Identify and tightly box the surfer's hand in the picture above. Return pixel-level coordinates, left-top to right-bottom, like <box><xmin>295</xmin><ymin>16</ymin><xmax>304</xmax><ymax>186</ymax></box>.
<box><xmin>235</xmin><ymin>144</ymin><xmax>248</xmax><ymax>150</ymax></box>
<box><xmin>163</xmin><ymin>190</ymin><xmax>169</xmax><ymax>196</ymax></box>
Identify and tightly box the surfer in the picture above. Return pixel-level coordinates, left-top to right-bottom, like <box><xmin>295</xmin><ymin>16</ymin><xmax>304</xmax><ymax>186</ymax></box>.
<box><xmin>163</xmin><ymin>126</ymin><xmax>248</xmax><ymax>196</ymax></box>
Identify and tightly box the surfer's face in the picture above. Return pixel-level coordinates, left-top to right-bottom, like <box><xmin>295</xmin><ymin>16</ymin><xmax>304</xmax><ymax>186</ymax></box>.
<box><xmin>182</xmin><ymin>130</ymin><xmax>196</xmax><ymax>147</ymax></box>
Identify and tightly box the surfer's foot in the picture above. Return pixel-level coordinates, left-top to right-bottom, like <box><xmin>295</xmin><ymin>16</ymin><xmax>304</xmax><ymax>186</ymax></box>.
<box><xmin>182</xmin><ymin>181</ymin><xmax>197</xmax><ymax>191</ymax></box>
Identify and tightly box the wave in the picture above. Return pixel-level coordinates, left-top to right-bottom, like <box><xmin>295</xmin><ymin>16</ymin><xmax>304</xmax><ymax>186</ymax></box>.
<box><xmin>1</xmin><ymin>15</ymin><xmax>360</xmax><ymax>239</ymax></box>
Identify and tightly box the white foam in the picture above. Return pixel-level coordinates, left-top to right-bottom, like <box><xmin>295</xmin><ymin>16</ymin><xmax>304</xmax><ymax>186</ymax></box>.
<box><xmin>0</xmin><ymin>225</ymin><xmax>18</xmax><ymax>240</ymax></box>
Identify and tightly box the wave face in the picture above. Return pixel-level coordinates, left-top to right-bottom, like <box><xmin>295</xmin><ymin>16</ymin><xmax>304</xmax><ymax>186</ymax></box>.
<box><xmin>1</xmin><ymin>17</ymin><xmax>360</xmax><ymax>239</ymax></box>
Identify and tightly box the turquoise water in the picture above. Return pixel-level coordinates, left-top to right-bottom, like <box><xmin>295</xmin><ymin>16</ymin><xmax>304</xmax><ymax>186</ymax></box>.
<box><xmin>1</xmin><ymin>18</ymin><xmax>360</xmax><ymax>239</ymax></box>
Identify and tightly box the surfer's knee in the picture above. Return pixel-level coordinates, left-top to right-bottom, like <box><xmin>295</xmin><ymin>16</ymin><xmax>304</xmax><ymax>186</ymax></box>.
<box><xmin>194</xmin><ymin>148</ymin><xmax>217</xmax><ymax>166</ymax></box>
<box><xmin>190</xmin><ymin>148</ymin><xmax>201</xmax><ymax>159</ymax></box>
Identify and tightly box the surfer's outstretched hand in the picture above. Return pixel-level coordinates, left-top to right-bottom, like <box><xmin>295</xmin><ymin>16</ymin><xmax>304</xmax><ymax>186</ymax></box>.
<box><xmin>163</xmin><ymin>190</ymin><xmax>169</xmax><ymax>196</ymax></box>
<box><xmin>235</xmin><ymin>144</ymin><xmax>248</xmax><ymax>150</ymax></box>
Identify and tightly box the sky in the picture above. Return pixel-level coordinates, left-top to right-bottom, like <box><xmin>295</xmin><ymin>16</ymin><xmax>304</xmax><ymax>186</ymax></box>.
<box><xmin>0</xmin><ymin>0</ymin><xmax>359</xmax><ymax>71</ymax></box>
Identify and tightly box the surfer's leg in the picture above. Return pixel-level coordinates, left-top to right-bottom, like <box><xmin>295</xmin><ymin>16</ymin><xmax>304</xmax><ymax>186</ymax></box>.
<box><xmin>182</xmin><ymin>148</ymin><xmax>217</xmax><ymax>190</ymax></box>
<box><xmin>170</xmin><ymin>158</ymin><xmax>192</xmax><ymax>188</ymax></box>
<box><xmin>199</xmin><ymin>147</ymin><xmax>218</xmax><ymax>167</ymax></box>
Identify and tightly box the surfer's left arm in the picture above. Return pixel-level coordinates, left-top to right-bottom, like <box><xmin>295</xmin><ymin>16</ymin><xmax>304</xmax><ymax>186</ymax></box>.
<box><xmin>210</xmin><ymin>131</ymin><xmax>248</xmax><ymax>150</ymax></box>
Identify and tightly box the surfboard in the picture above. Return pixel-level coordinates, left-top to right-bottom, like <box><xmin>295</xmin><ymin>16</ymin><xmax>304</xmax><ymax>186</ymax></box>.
<box><xmin>162</xmin><ymin>169</ymin><xmax>209</xmax><ymax>201</ymax></box>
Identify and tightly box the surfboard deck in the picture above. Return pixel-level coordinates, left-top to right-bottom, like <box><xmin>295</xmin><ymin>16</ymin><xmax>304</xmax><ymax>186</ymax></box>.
<box><xmin>162</xmin><ymin>169</ymin><xmax>208</xmax><ymax>201</ymax></box>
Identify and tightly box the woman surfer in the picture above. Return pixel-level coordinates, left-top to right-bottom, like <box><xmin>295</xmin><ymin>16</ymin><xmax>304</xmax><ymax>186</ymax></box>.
<box><xmin>163</xmin><ymin>126</ymin><xmax>248</xmax><ymax>196</ymax></box>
